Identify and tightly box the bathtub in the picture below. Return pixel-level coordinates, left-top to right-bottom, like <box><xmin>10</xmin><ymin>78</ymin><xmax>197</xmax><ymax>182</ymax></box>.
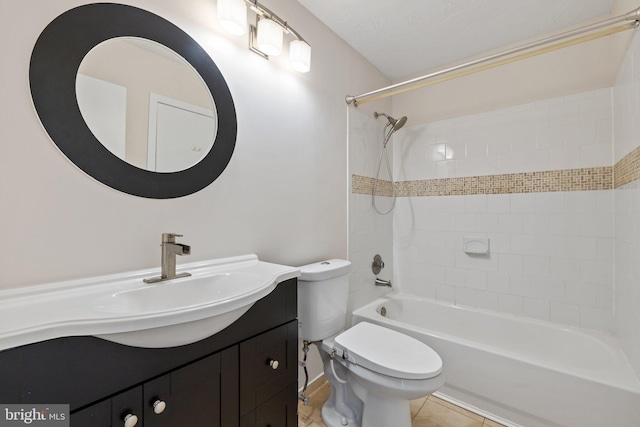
<box><xmin>352</xmin><ymin>294</ymin><xmax>640</xmax><ymax>427</ymax></box>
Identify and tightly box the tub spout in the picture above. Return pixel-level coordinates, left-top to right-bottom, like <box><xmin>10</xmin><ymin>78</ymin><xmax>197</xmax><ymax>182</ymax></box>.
<box><xmin>375</xmin><ymin>278</ymin><xmax>392</xmax><ymax>287</ymax></box>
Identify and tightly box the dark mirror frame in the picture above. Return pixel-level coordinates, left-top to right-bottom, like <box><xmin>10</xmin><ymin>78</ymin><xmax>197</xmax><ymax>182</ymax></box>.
<box><xmin>29</xmin><ymin>3</ymin><xmax>237</xmax><ymax>199</ymax></box>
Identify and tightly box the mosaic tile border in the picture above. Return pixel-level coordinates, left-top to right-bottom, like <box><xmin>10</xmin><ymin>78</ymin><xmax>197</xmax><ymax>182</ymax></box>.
<box><xmin>352</xmin><ymin>167</ymin><xmax>613</xmax><ymax>197</ymax></box>
<box><xmin>614</xmin><ymin>144</ymin><xmax>640</xmax><ymax>188</ymax></box>
<box><xmin>352</xmin><ymin>175</ymin><xmax>394</xmax><ymax>196</ymax></box>
<box><xmin>353</xmin><ymin>144</ymin><xmax>640</xmax><ymax>196</ymax></box>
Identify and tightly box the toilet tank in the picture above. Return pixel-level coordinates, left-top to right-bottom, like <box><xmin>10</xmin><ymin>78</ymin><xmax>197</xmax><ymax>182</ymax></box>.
<box><xmin>297</xmin><ymin>259</ymin><xmax>351</xmax><ymax>342</ymax></box>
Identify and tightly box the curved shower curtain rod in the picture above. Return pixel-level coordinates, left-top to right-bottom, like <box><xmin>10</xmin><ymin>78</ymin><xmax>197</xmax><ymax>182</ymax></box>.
<box><xmin>345</xmin><ymin>7</ymin><xmax>640</xmax><ymax>106</ymax></box>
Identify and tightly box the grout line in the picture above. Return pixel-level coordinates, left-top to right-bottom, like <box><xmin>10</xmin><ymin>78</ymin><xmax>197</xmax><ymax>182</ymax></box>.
<box><xmin>428</xmin><ymin>395</ymin><xmax>485</xmax><ymax>423</ymax></box>
<box><xmin>411</xmin><ymin>396</ymin><xmax>428</xmax><ymax>421</ymax></box>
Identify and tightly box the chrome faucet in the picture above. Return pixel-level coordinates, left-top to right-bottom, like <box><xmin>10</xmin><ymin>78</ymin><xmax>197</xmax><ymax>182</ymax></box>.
<box><xmin>144</xmin><ymin>233</ymin><xmax>191</xmax><ymax>283</ymax></box>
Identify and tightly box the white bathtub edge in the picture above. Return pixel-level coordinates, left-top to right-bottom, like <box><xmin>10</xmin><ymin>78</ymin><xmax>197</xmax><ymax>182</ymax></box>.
<box><xmin>353</xmin><ymin>293</ymin><xmax>640</xmax><ymax>393</ymax></box>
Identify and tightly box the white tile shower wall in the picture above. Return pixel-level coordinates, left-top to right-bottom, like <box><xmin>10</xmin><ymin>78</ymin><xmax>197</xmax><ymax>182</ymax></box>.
<box><xmin>349</xmin><ymin>107</ymin><xmax>390</xmax><ymax>178</ymax></box>
<box><xmin>614</xmin><ymin>183</ymin><xmax>640</xmax><ymax>378</ymax></box>
<box><xmin>393</xmin><ymin>91</ymin><xmax>615</xmax><ymax>332</ymax></box>
<box><xmin>613</xmin><ymin>30</ymin><xmax>640</xmax><ymax>377</ymax></box>
<box><xmin>348</xmin><ymin>193</ymin><xmax>394</xmax><ymax>319</ymax></box>
<box><xmin>614</xmin><ymin>28</ymin><xmax>640</xmax><ymax>165</ymax></box>
<box><xmin>394</xmin><ymin>192</ymin><xmax>614</xmax><ymax>331</ymax></box>
<box><xmin>348</xmin><ymin>108</ymin><xmax>394</xmax><ymax>321</ymax></box>
<box><xmin>394</xmin><ymin>89</ymin><xmax>613</xmax><ymax>181</ymax></box>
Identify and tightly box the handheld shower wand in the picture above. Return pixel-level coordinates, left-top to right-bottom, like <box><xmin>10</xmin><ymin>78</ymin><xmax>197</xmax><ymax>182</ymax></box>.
<box><xmin>372</xmin><ymin>112</ymin><xmax>408</xmax><ymax>215</ymax></box>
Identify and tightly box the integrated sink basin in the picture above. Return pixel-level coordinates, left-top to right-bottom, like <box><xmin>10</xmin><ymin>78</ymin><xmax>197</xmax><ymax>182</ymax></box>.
<box><xmin>93</xmin><ymin>272</ymin><xmax>264</xmax><ymax>315</ymax></box>
<box><xmin>0</xmin><ymin>255</ymin><xmax>300</xmax><ymax>350</ymax></box>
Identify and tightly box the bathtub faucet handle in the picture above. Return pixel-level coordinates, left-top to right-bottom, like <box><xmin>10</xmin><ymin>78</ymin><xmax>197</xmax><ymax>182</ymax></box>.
<box><xmin>372</xmin><ymin>254</ymin><xmax>385</xmax><ymax>275</ymax></box>
<box><xmin>375</xmin><ymin>278</ymin><xmax>392</xmax><ymax>288</ymax></box>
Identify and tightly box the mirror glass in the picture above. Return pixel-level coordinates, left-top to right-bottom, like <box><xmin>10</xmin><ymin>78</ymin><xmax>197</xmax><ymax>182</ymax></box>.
<box><xmin>76</xmin><ymin>37</ymin><xmax>217</xmax><ymax>172</ymax></box>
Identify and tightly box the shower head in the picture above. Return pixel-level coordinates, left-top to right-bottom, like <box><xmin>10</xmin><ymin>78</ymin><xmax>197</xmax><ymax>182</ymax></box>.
<box><xmin>375</xmin><ymin>112</ymin><xmax>408</xmax><ymax>148</ymax></box>
<box><xmin>374</xmin><ymin>112</ymin><xmax>407</xmax><ymax>132</ymax></box>
<box><xmin>392</xmin><ymin>116</ymin><xmax>407</xmax><ymax>132</ymax></box>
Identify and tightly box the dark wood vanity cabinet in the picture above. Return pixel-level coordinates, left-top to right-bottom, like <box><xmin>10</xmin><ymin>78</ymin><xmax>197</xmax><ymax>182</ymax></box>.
<box><xmin>72</xmin><ymin>350</ymin><xmax>227</xmax><ymax>427</ymax></box>
<box><xmin>0</xmin><ymin>279</ymin><xmax>298</xmax><ymax>427</ymax></box>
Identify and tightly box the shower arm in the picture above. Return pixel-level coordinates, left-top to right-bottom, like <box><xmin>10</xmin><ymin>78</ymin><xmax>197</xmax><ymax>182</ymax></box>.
<box><xmin>346</xmin><ymin>7</ymin><xmax>640</xmax><ymax>106</ymax></box>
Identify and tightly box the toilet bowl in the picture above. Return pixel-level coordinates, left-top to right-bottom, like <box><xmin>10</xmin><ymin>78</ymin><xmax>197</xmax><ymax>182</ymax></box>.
<box><xmin>298</xmin><ymin>260</ymin><xmax>444</xmax><ymax>427</ymax></box>
<box><xmin>320</xmin><ymin>322</ymin><xmax>444</xmax><ymax>427</ymax></box>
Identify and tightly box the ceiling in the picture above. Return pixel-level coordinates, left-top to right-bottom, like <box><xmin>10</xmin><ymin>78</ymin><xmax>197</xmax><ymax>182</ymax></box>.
<box><xmin>297</xmin><ymin>0</ymin><xmax>617</xmax><ymax>81</ymax></box>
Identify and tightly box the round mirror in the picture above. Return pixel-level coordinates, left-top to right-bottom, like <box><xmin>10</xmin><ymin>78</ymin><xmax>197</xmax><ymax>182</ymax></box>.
<box><xmin>30</xmin><ymin>4</ymin><xmax>237</xmax><ymax>198</ymax></box>
<box><xmin>76</xmin><ymin>37</ymin><xmax>218</xmax><ymax>172</ymax></box>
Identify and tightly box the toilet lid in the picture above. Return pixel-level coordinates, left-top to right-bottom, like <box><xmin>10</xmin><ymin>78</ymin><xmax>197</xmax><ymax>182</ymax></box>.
<box><xmin>334</xmin><ymin>322</ymin><xmax>442</xmax><ymax>380</ymax></box>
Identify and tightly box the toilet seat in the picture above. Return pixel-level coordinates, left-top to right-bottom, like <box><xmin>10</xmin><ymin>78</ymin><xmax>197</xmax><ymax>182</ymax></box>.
<box><xmin>333</xmin><ymin>322</ymin><xmax>442</xmax><ymax>380</ymax></box>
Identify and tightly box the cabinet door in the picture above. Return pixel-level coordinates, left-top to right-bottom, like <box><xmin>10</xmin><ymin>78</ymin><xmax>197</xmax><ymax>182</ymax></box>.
<box><xmin>240</xmin><ymin>321</ymin><xmax>297</xmax><ymax>415</ymax></box>
<box><xmin>0</xmin><ymin>349</ymin><xmax>20</xmax><ymax>404</ymax></box>
<box><xmin>240</xmin><ymin>383</ymin><xmax>298</xmax><ymax>427</ymax></box>
<box><xmin>70</xmin><ymin>386</ymin><xmax>143</xmax><ymax>427</ymax></box>
<box><xmin>113</xmin><ymin>386</ymin><xmax>144</xmax><ymax>427</ymax></box>
<box><xmin>71</xmin><ymin>347</ymin><xmax>239</xmax><ymax>427</ymax></box>
<box><xmin>144</xmin><ymin>353</ymin><xmax>221</xmax><ymax>427</ymax></box>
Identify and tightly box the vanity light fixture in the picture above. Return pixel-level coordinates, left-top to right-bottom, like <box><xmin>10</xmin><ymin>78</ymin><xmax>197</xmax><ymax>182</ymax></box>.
<box><xmin>217</xmin><ymin>0</ymin><xmax>247</xmax><ymax>36</ymax></box>
<box><xmin>256</xmin><ymin>17</ymin><xmax>283</xmax><ymax>56</ymax></box>
<box><xmin>217</xmin><ymin>0</ymin><xmax>311</xmax><ymax>72</ymax></box>
<box><xmin>289</xmin><ymin>39</ymin><xmax>311</xmax><ymax>73</ymax></box>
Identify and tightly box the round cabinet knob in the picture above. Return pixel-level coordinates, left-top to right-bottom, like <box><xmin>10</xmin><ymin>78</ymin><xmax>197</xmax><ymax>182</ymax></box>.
<box><xmin>123</xmin><ymin>413</ymin><xmax>138</xmax><ymax>427</ymax></box>
<box><xmin>153</xmin><ymin>400</ymin><xmax>167</xmax><ymax>414</ymax></box>
<box><xmin>269</xmin><ymin>359</ymin><xmax>279</xmax><ymax>370</ymax></box>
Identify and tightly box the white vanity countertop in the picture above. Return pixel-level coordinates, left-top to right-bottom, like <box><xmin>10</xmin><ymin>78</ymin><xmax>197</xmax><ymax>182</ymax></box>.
<box><xmin>0</xmin><ymin>254</ymin><xmax>300</xmax><ymax>351</ymax></box>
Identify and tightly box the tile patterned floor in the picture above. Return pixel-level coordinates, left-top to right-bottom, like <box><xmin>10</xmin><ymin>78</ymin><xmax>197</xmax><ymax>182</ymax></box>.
<box><xmin>298</xmin><ymin>381</ymin><xmax>507</xmax><ymax>427</ymax></box>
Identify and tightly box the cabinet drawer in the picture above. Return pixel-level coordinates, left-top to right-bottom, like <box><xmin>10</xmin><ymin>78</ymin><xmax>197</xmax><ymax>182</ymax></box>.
<box><xmin>240</xmin><ymin>321</ymin><xmax>297</xmax><ymax>415</ymax></box>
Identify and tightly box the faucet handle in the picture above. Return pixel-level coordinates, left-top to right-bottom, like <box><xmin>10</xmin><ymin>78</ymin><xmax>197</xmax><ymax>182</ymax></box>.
<box><xmin>162</xmin><ymin>233</ymin><xmax>183</xmax><ymax>243</ymax></box>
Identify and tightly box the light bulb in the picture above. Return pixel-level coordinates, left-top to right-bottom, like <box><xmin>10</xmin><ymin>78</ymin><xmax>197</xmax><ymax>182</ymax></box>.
<box><xmin>257</xmin><ymin>18</ymin><xmax>283</xmax><ymax>56</ymax></box>
<box><xmin>289</xmin><ymin>40</ymin><xmax>311</xmax><ymax>72</ymax></box>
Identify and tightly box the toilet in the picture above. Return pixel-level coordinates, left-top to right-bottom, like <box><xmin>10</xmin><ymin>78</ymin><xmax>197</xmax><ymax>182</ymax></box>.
<box><xmin>298</xmin><ymin>259</ymin><xmax>444</xmax><ymax>427</ymax></box>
